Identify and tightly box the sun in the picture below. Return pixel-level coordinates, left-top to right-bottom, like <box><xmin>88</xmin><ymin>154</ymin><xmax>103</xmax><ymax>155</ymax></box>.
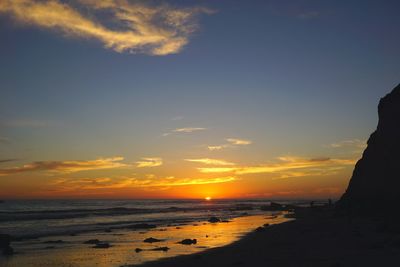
<box><xmin>205</xmin><ymin>196</ymin><xmax>212</xmax><ymax>201</ymax></box>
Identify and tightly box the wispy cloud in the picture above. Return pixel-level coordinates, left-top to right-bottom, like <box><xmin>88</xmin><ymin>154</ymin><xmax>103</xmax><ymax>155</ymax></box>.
<box><xmin>136</xmin><ymin>157</ymin><xmax>163</xmax><ymax>168</ymax></box>
<box><xmin>163</xmin><ymin>127</ymin><xmax>206</xmax><ymax>136</ymax></box>
<box><xmin>0</xmin><ymin>159</ymin><xmax>18</xmax><ymax>164</ymax></box>
<box><xmin>207</xmin><ymin>145</ymin><xmax>226</xmax><ymax>151</ymax></box>
<box><xmin>0</xmin><ymin>0</ymin><xmax>213</xmax><ymax>55</ymax></box>
<box><xmin>226</xmin><ymin>138</ymin><xmax>252</xmax><ymax>145</ymax></box>
<box><xmin>197</xmin><ymin>156</ymin><xmax>356</xmax><ymax>179</ymax></box>
<box><xmin>207</xmin><ymin>137</ymin><xmax>252</xmax><ymax>151</ymax></box>
<box><xmin>329</xmin><ymin>139</ymin><xmax>367</xmax><ymax>149</ymax></box>
<box><xmin>185</xmin><ymin>158</ymin><xmax>235</xmax><ymax>166</ymax></box>
<box><xmin>50</xmin><ymin>175</ymin><xmax>237</xmax><ymax>192</ymax></box>
<box><xmin>174</xmin><ymin>127</ymin><xmax>206</xmax><ymax>133</ymax></box>
<box><xmin>0</xmin><ymin>157</ymin><xmax>126</xmax><ymax>176</ymax></box>
<box><xmin>171</xmin><ymin>116</ymin><xmax>184</xmax><ymax>121</ymax></box>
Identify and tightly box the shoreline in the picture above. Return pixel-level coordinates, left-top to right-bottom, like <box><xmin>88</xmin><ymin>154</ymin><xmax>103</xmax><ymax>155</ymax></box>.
<box><xmin>1</xmin><ymin>213</ymin><xmax>290</xmax><ymax>267</ymax></box>
<box><xmin>136</xmin><ymin>207</ymin><xmax>400</xmax><ymax>267</ymax></box>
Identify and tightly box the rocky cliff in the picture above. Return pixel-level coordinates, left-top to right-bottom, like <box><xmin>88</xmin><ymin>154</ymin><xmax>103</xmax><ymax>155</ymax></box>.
<box><xmin>338</xmin><ymin>84</ymin><xmax>400</xmax><ymax>215</ymax></box>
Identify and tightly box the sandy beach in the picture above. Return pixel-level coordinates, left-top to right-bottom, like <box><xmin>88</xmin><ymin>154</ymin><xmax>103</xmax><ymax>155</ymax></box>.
<box><xmin>139</xmin><ymin>208</ymin><xmax>400</xmax><ymax>267</ymax></box>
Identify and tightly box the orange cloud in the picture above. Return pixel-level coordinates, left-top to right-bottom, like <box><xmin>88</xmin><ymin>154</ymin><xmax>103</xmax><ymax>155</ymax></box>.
<box><xmin>226</xmin><ymin>138</ymin><xmax>252</xmax><ymax>145</ymax></box>
<box><xmin>50</xmin><ymin>175</ymin><xmax>237</xmax><ymax>192</ymax></box>
<box><xmin>207</xmin><ymin>137</ymin><xmax>252</xmax><ymax>151</ymax></box>
<box><xmin>0</xmin><ymin>157</ymin><xmax>126</xmax><ymax>175</ymax></box>
<box><xmin>0</xmin><ymin>0</ymin><xmax>212</xmax><ymax>55</ymax></box>
<box><xmin>197</xmin><ymin>156</ymin><xmax>357</xmax><ymax>179</ymax></box>
<box><xmin>136</xmin><ymin>157</ymin><xmax>163</xmax><ymax>168</ymax></box>
<box><xmin>185</xmin><ymin>158</ymin><xmax>235</xmax><ymax>166</ymax></box>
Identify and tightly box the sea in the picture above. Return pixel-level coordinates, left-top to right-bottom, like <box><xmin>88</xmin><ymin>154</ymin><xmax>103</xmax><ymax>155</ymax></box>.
<box><xmin>0</xmin><ymin>199</ymin><xmax>313</xmax><ymax>239</ymax></box>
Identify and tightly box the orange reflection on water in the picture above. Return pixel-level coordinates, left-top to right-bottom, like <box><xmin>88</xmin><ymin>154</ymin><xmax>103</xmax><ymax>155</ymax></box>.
<box><xmin>1</xmin><ymin>214</ymin><xmax>291</xmax><ymax>267</ymax></box>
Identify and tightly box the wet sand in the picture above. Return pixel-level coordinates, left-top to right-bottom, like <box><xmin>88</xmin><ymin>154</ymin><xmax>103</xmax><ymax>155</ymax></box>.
<box><xmin>139</xmin><ymin>208</ymin><xmax>400</xmax><ymax>267</ymax></box>
<box><xmin>0</xmin><ymin>214</ymin><xmax>289</xmax><ymax>267</ymax></box>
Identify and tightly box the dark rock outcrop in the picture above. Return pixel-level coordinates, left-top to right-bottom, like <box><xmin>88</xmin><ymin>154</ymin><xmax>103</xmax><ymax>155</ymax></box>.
<box><xmin>208</xmin><ymin>217</ymin><xmax>220</xmax><ymax>223</ymax></box>
<box><xmin>93</xmin><ymin>242</ymin><xmax>111</xmax><ymax>248</ymax></box>
<box><xmin>0</xmin><ymin>234</ymin><xmax>13</xmax><ymax>255</ymax></box>
<box><xmin>178</xmin><ymin>238</ymin><xmax>197</xmax><ymax>245</ymax></box>
<box><xmin>151</xmin><ymin>246</ymin><xmax>170</xmax><ymax>252</ymax></box>
<box><xmin>337</xmin><ymin>84</ymin><xmax>400</xmax><ymax>216</ymax></box>
<box><xmin>83</xmin><ymin>239</ymin><xmax>101</xmax><ymax>244</ymax></box>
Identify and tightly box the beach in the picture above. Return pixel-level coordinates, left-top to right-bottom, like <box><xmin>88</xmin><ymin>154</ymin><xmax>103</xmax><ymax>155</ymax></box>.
<box><xmin>140</xmin><ymin>208</ymin><xmax>400</xmax><ymax>267</ymax></box>
<box><xmin>0</xmin><ymin>199</ymin><xmax>292</xmax><ymax>267</ymax></box>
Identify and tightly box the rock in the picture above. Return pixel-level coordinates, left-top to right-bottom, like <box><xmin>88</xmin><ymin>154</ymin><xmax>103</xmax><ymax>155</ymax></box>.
<box><xmin>0</xmin><ymin>234</ymin><xmax>13</xmax><ymax>256</ymax></box>
<box><xmin>83</xmin><ymin>239</ymin><xmax>101</xmax><ymax>244</ymax></box>
<box><xmin>260</xmin><ymin>202</ymin><xmax>284</xmax><ymax>211</ymax></box>
<box><xmin>0</xmin><ymin>234</ymin><xmax>11</xmax><ymax>249</ymax></box>
<box><xmin>208</xmin><ymin>217</ymin><xmax>220</xmax><ymax>223</ymax></box>
<box><xmin>135</xmin><ymin>248</ymin><xmax>143</xmax><ymax>253</ymax></box>
<box><xmin>151</xmin><ymin>246</ymin><xmax>170</xmax><ymax>252</ymax></box>
<box><xmin>233</xmin><ymin>204</ymin><xmax>254</xmax><ymax>211</ymax></box>
<box><xmin>43</xmin><ymin>240</ymin><xmax>64</xmax><ymax>244</ymax></box>
<box><xmin>337</xmin><ymin>84</ymin><xmax>400</xmax><ymax>216</ymax></box>
<box><xmin>2</xmin><ymin>245</ymin><xmax>14</xmax><ymax>255</ymax></box>
<box><xmin>93</xmin><ymin>242</ymin><xmax>111</xmax><ymax>248</ymax></box>
<box><xmin>256</xmin><ymin>227</ymin><xmax>265</xmax><ymax>232</ymax></box>
<box><xmin>143</xmin><ymin>237</ymin><xmax>163</xmax><ymax>243</ymax></box>
<box><xmin>129</xmin><ymin>223</ymin><xmax>157</xmax><ymax>230</ymax></box>
<box><xmin>263</xmin><ymin>223</ymin><xmax>270</xmax><ymax>227</ymax></box>
<box><xmin>178</xmin><ymin>238</ymin><xmax>197</xmax><ymax>245</ymax></box>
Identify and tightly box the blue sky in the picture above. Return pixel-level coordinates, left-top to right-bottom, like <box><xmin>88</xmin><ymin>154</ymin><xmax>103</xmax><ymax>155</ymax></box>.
<box><xmin>0</xmin><ymin>0</ymin><xmax>399</xmax><ymax>198</ymax></box>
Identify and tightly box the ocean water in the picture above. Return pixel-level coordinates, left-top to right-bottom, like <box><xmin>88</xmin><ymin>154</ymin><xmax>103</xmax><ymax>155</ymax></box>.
<box><xmin>0</xmin><ymin>199</ymin><xmax>304</xmax><ymax>239</ymax></box>
<box><xmin>0</xmin><ymin>199</ymin><xmax>305</xmax><ymax>266</ymax></box>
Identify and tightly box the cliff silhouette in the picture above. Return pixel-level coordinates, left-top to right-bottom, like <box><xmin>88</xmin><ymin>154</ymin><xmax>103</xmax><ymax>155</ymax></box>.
<box><xmin>338</xmin><ymin>84</ymin><xmax>400</xmax><ymax>215</ymax></box>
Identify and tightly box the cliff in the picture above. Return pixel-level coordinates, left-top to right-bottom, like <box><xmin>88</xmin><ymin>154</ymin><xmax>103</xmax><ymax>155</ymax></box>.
<box><xmin>338</xmin><ymin>84</ymin><xmax>400</xmax><ymax>215</ymax></box>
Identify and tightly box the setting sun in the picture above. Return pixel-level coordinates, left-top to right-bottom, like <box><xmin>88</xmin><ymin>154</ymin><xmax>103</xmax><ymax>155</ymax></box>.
<box><xmin>205</xmin><ymin>196</ymin><xmax>212</xmax><ymax>201</ymax></box>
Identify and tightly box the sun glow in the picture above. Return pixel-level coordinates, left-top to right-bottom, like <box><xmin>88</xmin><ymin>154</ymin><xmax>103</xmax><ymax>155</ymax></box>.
<box><xmin>205</xmin><ymin>196</ymin><xmax>212</xmax><ymax>201</ymax></box>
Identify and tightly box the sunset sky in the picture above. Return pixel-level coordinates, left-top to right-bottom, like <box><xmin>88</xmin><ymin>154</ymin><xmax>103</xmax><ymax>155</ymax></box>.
<box><xmin>0</xmin><ymin>0</ymin><xmax>399</xmax><ymax>199</ymax></box>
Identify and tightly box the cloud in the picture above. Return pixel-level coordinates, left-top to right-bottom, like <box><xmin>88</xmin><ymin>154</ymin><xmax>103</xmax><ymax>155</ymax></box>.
<box><xmin>207</xmin><ymin>145</ymin><xmax>225</xmax><ymax>151</ymax></box>
<box><xmin>198</xmin><ymin>167</ymin><xmax>238</xmax><ymax>173</ymax></box>
<box><xmin>207</xmin><ymin>137</ymin><xmax>252</xmax><ymax>151</ymax></box>
<box><xmin>226</xmin><ymin>138</ymin><xmax>252</xmax><ymax>145</ymax></box>
<box><xmin>136</xmin><ymin>157</ymin><xmax>163</xmax><ymax>168</ymax></box>
<box><xmin>197</xmin><ymin>156</ymin><xmax>357</xmax><ymax>179</ymax></box>
<box><xmin>50</xmin><ymin>175</ymin><xmax>237</xmax><ymax>191</ymax></box>
<box><xmin>171</xmin><ymin>116</ymin><xmax>184</xmax><ymax>121</ymax></box>
<box><xmin>329</xmin><ymin>139</ymin><xmax>367</xmax><ymax>149</ymax></box>
<box><xmin>163</xmin><ymin>127</ymin><xmax>206</xmax><ymax>136</ymax></box>
<box><xmin>185</xmin><ymin>158</ymin><xmax>235</xmax><ymax>166</ymax></box>
<box><xmin>174</xmin><ymin>127</ymin><xmax>206</xmax><ymax>133</ymax></box>
<box><xmin>0</xmin><ymin>0</ymin><xmax>213</xmax><ymax>55</ymax></box>
<box><xmin>0</xmin><ymin>157</ymin><xmax>126</xmax><ymax>176</ymax></box>
<box><xmin>0</xmin><ymin>159</ymin><xmax>18</xmax><ymax>164</ymax></box>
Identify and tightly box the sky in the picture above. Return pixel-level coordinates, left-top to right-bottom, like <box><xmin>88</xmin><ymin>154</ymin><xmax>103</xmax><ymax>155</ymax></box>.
<box><xmin>0</xmin><ymin>0</ymin><xmax>399</xmax><ymax>199</ymax></box>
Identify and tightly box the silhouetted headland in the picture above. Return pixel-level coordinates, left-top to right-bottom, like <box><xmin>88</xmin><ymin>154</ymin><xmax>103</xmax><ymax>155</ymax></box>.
<box><xmin>338</xmin><ymin>84</ymin><xmax>400</xmax><ymax>216</ymax></box>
